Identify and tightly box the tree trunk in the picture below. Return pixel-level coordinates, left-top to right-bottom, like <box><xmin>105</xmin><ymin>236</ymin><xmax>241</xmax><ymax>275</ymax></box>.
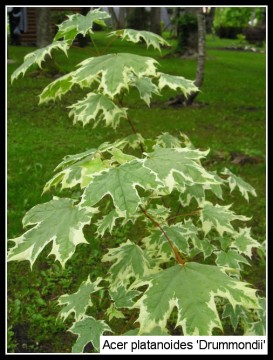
<box><xmin>150</xmin><ymin>8</ymin><xmax>161</xmax><ymax>35</ymax></box>
<box><xmin>205</xmin><ymin>7</ymin><xmax>215</xmax><ymax>34</ymax></box>
<box><xmin>36</xmin><ymin>8</ymin><xmax>51</xmax><ymax>48</ymax></box>
<box><xmin>176</xmin><ymin>7</ymin><xmax>198</xmax><ymax>55</ymax></box>
<box><xmin>118</xmin><ymin>8</ymin><xmax>126</xmax><ymax>29</ymax></box>
<box><xmin>108</xmin><ymin>7</ymin><xmax>119</xmax><ymax>30</ymax></box>
<box><xmin>185</xmin><ymin>8</ymin><xmax>206</xmax><ymax>105</ymax></box>
<box><xmin>36</xmin><ymin>8</ymin><xmax>60</xmax><ymax>75</ymax></box>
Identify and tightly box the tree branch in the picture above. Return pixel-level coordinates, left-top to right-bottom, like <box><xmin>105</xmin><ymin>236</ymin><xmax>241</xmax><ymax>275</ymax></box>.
<box><xmin>140</xmin><ymin>205</ymin><xmax>185</xmax><ymax>266</ymax></box>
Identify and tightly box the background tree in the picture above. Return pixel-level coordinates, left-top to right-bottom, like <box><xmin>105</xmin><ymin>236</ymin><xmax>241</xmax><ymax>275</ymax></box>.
<box><xmin>185</xmin><ymin>7</ymin><xmax>206</xmax><ymax>105</ymax></box>
<box><xmin>150</xmin><ymin>7</ymin><xmax>161</xmax><ymax>35</ymax></box>
<box><xmin>108</xmin><ymin>7</ymin><xmax>126</xmax><ymax>30</ymax></box>
<box><xmin>36</xmin><ymin>8</ymin><xmax>60</xmax><ymax>75</ymax></box>
<box><xmin>36</xmin><ymin>8</ymin><xmax>51</xmax><ymax>48</ymax></box>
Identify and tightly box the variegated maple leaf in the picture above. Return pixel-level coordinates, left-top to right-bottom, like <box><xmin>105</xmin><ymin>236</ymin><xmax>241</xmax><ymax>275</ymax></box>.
<box><xmin>54</xmin><ymin>8</ymin><xmax>110</xmax><ymax>43</ymax></box>
<box><xmin>11</xmin><ymin>41</ymin><xmax>69</xmax><ymax>82</ymax></box>
<box><xmin>158</xmin><ymin>72</ymin><xmax>198</xmax><ymax>97</ymax></box>
<box><xmin>39</xmin><ymin>73</ymin><xmax>74</xmax><ymax>103</ymax></box>
<box><xmin>200</xmin><ymin>201</ymin><xmax>250</xmax><ymax>236</ymax></box>
<box><xmin>102</xmin><ymin>240</ymin><xmax>155</xmax><ymax>289</ymax></box>
<box><xmin>143</xmin><ymin>147</ymin><xmax>219</xmax><ymax>193</ymax></box>
<box><xmin>80</xmin><ymin>159</ymin><xmax>160</xmax><ymax>218</ymax></box>
<box><xmin>58</xmin><ymin>276</ymin><xmax>102</xmax><ymax>321</ymax></box>
<box><xmin>69</xmin><ymin>316</ymin><xmax>112</xmax><ymax>353</ymax></box>
<box><xmin>230</xmin><ymin>227</ymin><xmax>261</xmax><ymax>258</ymax></box>
<box><xmin>72</xmin><ymin>53</ymin><xmax>158</xmax><ymax>99</ymax></box>
<box><xmin>68</xmin><ymin>92</ymin><xmax>128</xmax><ymax>129</ymax></box>
<box><xmin>133</xmin><ymin>262</ymin><xmax>260</xmax><ymax>335</ymax></box>
<box><xmin>222</xmin><ymin>168</ymin><xmax>257</xmax><ymax>201</ymax></box>
<box><xmin>110</xmin><ymin>29</ymin><xmax>170</xmax><ymax>52</ymax></box>
<box><xmin>109</xmin><ymin>286</ymin><xmax>140</xmax><ymax>309</ymax></box>
<box><xmin>8</xmin><ymin>197</ymin><xmax>98</xmax><ymax>268</ymax></box>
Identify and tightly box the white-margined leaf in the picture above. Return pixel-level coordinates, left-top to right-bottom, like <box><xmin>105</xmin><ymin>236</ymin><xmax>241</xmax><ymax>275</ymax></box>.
<box><xmin>73</xmin><ymin>53</ymin><xmax>158</xmax><ymax>99</ymax></box>
<box><xmin>58</xmin><ymin>276</ymin><xmax>102</xmax><ymax>321</ymax></box>
<box><xmin>110</xmin><ymin>29</ymin><xmax>170</xmax><ymax>52</ymax></box>
<box><xmin>123</xmin><ymin>133</ymin><xmax>145</xmax><ymax>150</ymax></box>
<box><xmin>231</xmin><ymin>227</ymin><xmax>261</xmax><ymax>258</ymax></box>
<box><xmin>109</xmin><ymin>148</ymin><xmax>136</xmax><ymax>165</ymax></box>
<box><xmin>142</xmin><ymin>223</ymin><xmax>191</xmax><ymax>262</ymax></box>
<box><xmin>179</xmin><ymin>183</ymin><xmax>206</xmax><ymax>206</ymax></box>
<box><xmin>156</xmin><ymin>132</ymin><xmax>183</xmax><ymax>148</ymax></box>
<box><xmin>200</xmin><ymin>201</ymin><xmax>250</xmax><ymax>236</ymax></box>
<box><xmin>143</xmin><ymin>147</ymin><xmax>219</xmax><ymax>193</ymax></box>
<box><xmin>44</xmin><ymin>156</ymin><xmax>108</xmax><ymax>192</ymax></box>
<box><xmin>54</xmin><ymin>8</ymin><xmax>110</xmax><ymax>43</ymax></box>
<box><xmin>109</xmin><ymin>286</ymin><xmax>141</xmax><ymax>309</ymax></box>
<box><xmin>68</xmin><ymin>93</ymin><xmax>128</xmax><ymax>129</ymax></box>
<box><xmin>158</xmin><ymin>73</ymin><xmax>198</xmax><ymax>97</ymax></box>
<box><xmin>96</xmin><ymin>209</ymin><xmax>123</xmax><ymax>237</ymax></box>
<box><xmin>39</xmin><ymin>73</ymin><xmax>74</xmax><ymax>103</ymax></box>
<box><xmin>215</xmin><ymin>250</ymin><xmax>250</xmax><ymax>270</ymax></box>
<box><xmin>80</xmin><ymin>159</ymin><xmax>160</xmax><ymax>218</ymax></box>
<box><xmin>8</xmin><ymin>197</ymin><xmax>98</xmax><ymax>268</ymax></box>
<box><xmin>244</xmin><ymin>297</ymin><xmax>266</xmax><ymax>335</ymax></box>
<box><xmin>11</xmin><ymin>41</ymin><xmax>69</xmax><ymax>82</ymax></box>
<box><xmin>222</xmin><ymin>168</ymin><xmax>257</xmax><ymax>201</ymax></box>
<box><xmin>133</xmin><ymin>262</ymin><xmax>259</xmax><ymax>335</ymax></box>
<box><xmin>102</xmin><ymin>240</ymin><xmax>156</xmax><ymax>289</ymax></box>
<box><xmin>130</xmin><ymin>76</ymin><xmax>160</xmax><ymax>106</ymax></box>
<box><xmin>222</xmin><ymin>303</ymin><xmax>248</xmax><ymax>331</ymax></box>
<box><xmin>69</xmin><ymin>316</ymin><xmax>112</xmax><ymax>353</ymax></box>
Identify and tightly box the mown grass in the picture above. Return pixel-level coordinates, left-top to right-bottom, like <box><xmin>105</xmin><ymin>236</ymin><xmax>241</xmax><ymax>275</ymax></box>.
<box><xmin>7</xmin><ymin>31</ymin><xmax>266</xmax><ymax>352</ymax></box>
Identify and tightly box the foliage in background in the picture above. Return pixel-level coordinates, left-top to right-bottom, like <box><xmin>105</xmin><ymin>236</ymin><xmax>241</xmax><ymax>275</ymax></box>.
<box><xmin>213</xmin><ymin>7</ymin><xmax>265</xmax><ymax>39</ymax></box>
<box><xmin>6</xmin><ymin>8</ymin><xmax>266</xmax><ymax>354</ymax></box>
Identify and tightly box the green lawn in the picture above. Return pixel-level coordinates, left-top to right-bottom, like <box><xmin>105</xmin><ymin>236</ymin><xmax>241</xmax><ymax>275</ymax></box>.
<box><xmin>7</xmin><ymin>32</ymin><xmax>266</xmax><ymax>352</ymax></box>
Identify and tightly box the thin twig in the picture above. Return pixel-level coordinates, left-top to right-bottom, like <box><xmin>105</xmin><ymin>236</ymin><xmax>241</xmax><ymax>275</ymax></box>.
<box><xmin>167</xmin><ymin>209</ymin><xmax>201</xmax><ymax>222</ymax></box>
<box><xmin>140</xmin><ymin>205</ymin><xmax>185</xmax><ymax>266</ymax></box>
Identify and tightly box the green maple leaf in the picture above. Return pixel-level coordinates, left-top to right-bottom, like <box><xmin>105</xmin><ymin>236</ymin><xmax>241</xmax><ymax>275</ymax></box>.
<box><xmin>68</xmin><ymin>93</ymin><xmax>128</xmax><ymax>129</ymax></box>
<box><xmin>102</xmin><ymin>240</ymin><xmax>155</xmax><ymax>289</ymax></box>
<box><xmin>200</xmin><ymin>201</ymin><xmax>250</xmax><ymax>236</ymax></box>
<box><xmin>158</xmin><ymin>73</ymin><xmax>198</xmax><ymax>97</ymax></box>
<box><xmin>131</xmin><ymin>76</ymin><xmax>160</xmax><ymax>106</ymax></box>
<box><xmin>96</xmin><ymin>209</ymin><xmax>122</xmax><ymax>237</ymax></box>
<box><xmin>156</xmin><ymin>132</ymin><xmax>183</xmax><ymax>148</ymax></box>
<box><xmin>133</xmin><ymin>262</ymin><xmax>259</xmax><ymax>335</ymax></box>
<box><xmin>222</xmin><ymin>303</ymin><xmax>248</xmax><ymax>331</ymax></box>
<box><xmin>80</xmin><ymin>159</ymin><xmax>159</xmax><ymax>218</ymax></box>
<box><xmin>11</xmin><ymin>41</ymin><xmax>69</xmax><ymax>82</ymax></box>
<box><xmin>222</xmin><ymin>168</ymin><xmax>257</xmax><ymax>201</ymax></box>
<box><xmin>109</xmin><ymin>148</ymin><xmax>136</xmax><ymax>165</ymax></box>
<box><xmin>180</xmin><ymin>183</ymin><xmax>206</xmax><ymax>206</ymax></box>
<box><xmin>143</xmin><ymin>147</ymin><xmax>219</xmax><ymax>193</ymax></box>
<box><xmin>69</xmin><ymin>316</ymin><xmax>112</xmax><ymax>353</ymax></box>
<box><xmin>142</xmin><ymin>223</ymin><xmax>191</xmax><ymax>262</ymax></box>
<box><xmin>8</xmin><ymin>197</ymin><xmax>98</xmax><ymax>268</ymax></box>
<box><xmin>39</xmin><ymin>73</ymin><xmax>74</xmax><ymax>103</ymax></box>
<box><xmin>54</xmin><ymin>8</ymin><xmax>110</xmax><ymax>43</ymax></box>
<box><xmin>109</xmin><ymin>286</ymin><xmax>141</xmax><ymax>308</ymax></box>
<box><xmin>44</xmin><ymin>156</ymin><xmax>108</xmax><ymax>192</ymax></box>
<box><xmin>123</xmin><ymin>133</ymin><xmax>145</xmax><ymax>150</ymax></box>
<box><xmin>244</xmin><ymin>298</ymin><xmax>266</xmax><ymax>335</ymax></box>
<box><xmin>106</xmin><ymin>304</ymin><xmax>125</xmax><ymax>321</ymax></box>
<box><xmin>110</xmin><ymin>29</ymin><xmax>170</xmax><ymax>52</ymax></box>
<box><xmin>73</xmin><ymin>53</ymin><xmax>158</xmax><ymax>99</ymax></box>
<box><xmin>58</xmin><ymin>276</ymin><xmax>102</xmax><ymax>321</ymax></box>
<box><xmin>231</xmin><ymin>227</ymin><xmax>261</xmax><ymax>258</ymax></box>
<box><xmin>215</xmin><ymin>250</ymin><xmax>250</xmax><ymax>269</ymax></box>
